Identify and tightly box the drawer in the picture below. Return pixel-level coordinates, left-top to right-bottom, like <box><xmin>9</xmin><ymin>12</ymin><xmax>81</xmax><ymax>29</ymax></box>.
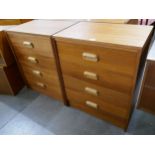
<box><xmin>57</xmin><ymin>41</ymin><xmax>138</xmax><ymax>77</ymax></box>
<box><xmin>14</xmin><ymin>51</ymin><xmax>57</xmax><ymax>71</ymax></box>
<box><xmin>27</xmin><ymin>79</ymin><xmax>63</xmax><ymax>101</ymax></box>
<box><xmin>63</xmin><ymin>75</ymin><xmax>131</xmax><ymax>109</ymax></box>
<box><xmin>66</xmin><ymin>89</ymin><xmax>130</xmax><ymax>120</ymax></box>
<box><xmin>8</xmin><ymin>32</ymin><xmax>54</xmax><ymax>57</ymax></box>
<box><xmin>60</xmin><ymin>60</ymin><xmax>133</xmax><ymax>94</ymax></box>
<box><xmin>20</xmin><ymin>64</ymin><xmax>60</xmax><ymax>87</ymax></box>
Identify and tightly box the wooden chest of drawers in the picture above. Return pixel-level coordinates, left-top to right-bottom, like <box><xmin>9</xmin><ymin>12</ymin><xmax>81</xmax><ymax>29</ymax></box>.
<box><xmin>6</xmin><ymin>20</ymin><xmax>78</xmax><ymax>102</ymax></box>
<box><xmin>54</xmin><ymin>22</ymin><xmax>153</xmax><ymax>129</ymax></box>
<box><xmin>138</xmin><ymin>34</ymin><xmax>155</xmax><ymax>115</ymax></box>
<box><xmin>0</xmin><ymin>26</ymin><xmax>24</xmax><ymax>95</ymax></box>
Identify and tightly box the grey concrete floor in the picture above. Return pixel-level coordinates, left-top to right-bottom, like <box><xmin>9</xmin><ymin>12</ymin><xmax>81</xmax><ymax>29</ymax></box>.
<box><xmin>0</xmin><ymin>87</ymin><xmax>155</xmax><ymax>135</ymax></box>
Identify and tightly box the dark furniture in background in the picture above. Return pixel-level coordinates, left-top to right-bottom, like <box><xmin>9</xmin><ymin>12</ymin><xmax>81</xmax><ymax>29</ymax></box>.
<box><xmin>137</xmin><ymin>33</ymin><xmax>155</xmax><ymax>115</ymax></box>
<box><xmin>0</xmin><ymin>26</ymin><xmax>24</xmax><ymax>95</ymax></box>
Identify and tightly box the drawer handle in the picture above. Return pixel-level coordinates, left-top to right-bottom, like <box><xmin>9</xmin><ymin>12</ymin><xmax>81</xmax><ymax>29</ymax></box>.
<box><xmin>85</xmin><ymin>87</ymin><xmax>99</xmax><ymax>96</ymax></box>
<box><xmin>82</xmin><ymin>52</ymin><xmax>98</xmax><ymax>62</ymax></box>
<box><xmin>83</xmin><ymin>71</ymin><xmax>98</xmax><ymax>80</ymax></box>
<box><xmin>85</xmin><ymin>101</ymin><xmax>98</xmax><ymax>109</ymax></box>
<box><xmin>23</xmin><ymin>41</ymin><xmax>34</xmax><ymax>48</ymax></box>
<box><xmin>36</xmin><ymin>82</ymin><xmax>46</xmax><ymax>88</ymax></box>
<box><xmin>32</xmin><ymin>70</ymin><xmax>42</xmax><ymax>77</ymax></box>
<box><xmin>27</xmin><ymin>57</ymin><xmax>38</xmax><ymax>63</ymax></box>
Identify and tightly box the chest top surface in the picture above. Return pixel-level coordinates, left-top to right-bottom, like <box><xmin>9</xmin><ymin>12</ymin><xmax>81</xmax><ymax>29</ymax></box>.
<box><xmin>6</xmin><ymin>20</ymin><xmax>78</xmax><ymax>36</ymax></box>
<box><xmin>54</xmin><ymin>22</ymin><xmax>153</xmax><ymax>49</ymax></box>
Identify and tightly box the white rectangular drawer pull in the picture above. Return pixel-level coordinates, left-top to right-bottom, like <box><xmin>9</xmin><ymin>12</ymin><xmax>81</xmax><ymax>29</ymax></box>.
<box><xmin>23</xmin><ymin>41</ymin><xmax>34</xmax><ymax>48</ymax></box>
<box><xmin>85</xmin><ymin>101</ymin><xmax>98</xmax><ymax>109</ymax></box>
<box><xmin>85</xmin><ymin>87</ymin><xmax>99</xmax><ymax>96</ymax></box>
<box><xmin>27</xmin><ymin>56</ymin><xmax>38</xmax><ymax>63</ymax></box>
<box><xmin>82</xmin><ymin>52</ymin><xmax>98</xmax><ymax>62</ymax></box>
<box><xmin>32</xmin><ymin>70</ymin><xmax>42</xmax><ymax>76</ymax></box>
<box><xmin>83</xmin><ymin>71</ymin><xmax>98</xmax><ymax>80</ymax></box>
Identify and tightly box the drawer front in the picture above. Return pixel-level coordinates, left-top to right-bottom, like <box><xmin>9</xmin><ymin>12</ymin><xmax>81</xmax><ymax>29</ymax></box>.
<box><xmin>27</xmin><ymin>79</ymin><xmax>63</xmax><ymax>101</ymax></box>
<box><xmin>66</xmin><ymin>88</ymin><xmax>130</xmax><ymax>119</ymax></box>
<box><xmin>63</xmin><ymin>75</ymin><xmax>131</xmax><ymax>109</ymax></box>
<box><xmin>57</xmin><ymin>41</ymin><xmax>138</xmax><ymax>77</ymax></box>
<box><xmin>70</xmin><ymin>100</ymin><xmax>128</xmax><ymax>129</ymax></box>
<box><xmin>14</xmin><ymin>51</ymin><xmax>57</xmax><ymax>71</ymax></box>
<box><xmin>60</xmin><ymin>60</ymin><xmax>133</xmax><ymax>94</ymax></box>
<box><xmin>8</xmin><ymin>32</ymin><xmax>54</xmax><ymax>57</ymax></box>
<box><xmin>20</xmin><ymin>64</ymin><xmax>60</xmax><ymax>87</ymax></box>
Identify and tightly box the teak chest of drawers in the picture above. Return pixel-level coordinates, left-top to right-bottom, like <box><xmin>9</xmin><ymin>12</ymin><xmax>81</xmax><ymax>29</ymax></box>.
<box><xmin>0</xmin><ymin>26</ymin><xmax>24</xmax><ymax>95</ymax></box>
<box><xmin>6</xmin><ymin>20</ymin><xmax>78</xmax><ymax>102</ymax></box>
<box><xmin>54</xmin><ymin>22</ymin><xmax>153</xmax><ymax>129</ymax></box>
<box><xmin>138</xmin><ymin>34</ymin><xmax>155</xmax><ymax>115</ymax></box>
